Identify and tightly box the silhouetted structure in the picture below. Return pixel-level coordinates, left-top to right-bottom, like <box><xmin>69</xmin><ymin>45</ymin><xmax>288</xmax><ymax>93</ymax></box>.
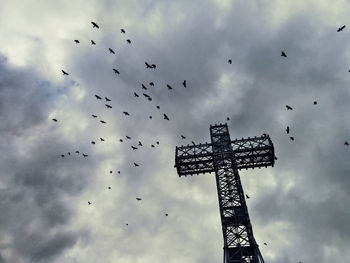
<box><xmin>175</xmin><ymin>123</ymin><xmax>275</xmax><ymax>263</ymax></box>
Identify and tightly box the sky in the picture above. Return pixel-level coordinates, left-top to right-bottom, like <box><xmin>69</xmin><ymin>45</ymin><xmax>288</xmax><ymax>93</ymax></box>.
<box><xmin>1</xmin><ymin>0</ymin><xmax>350</xmax><ymax>262</ymax></box>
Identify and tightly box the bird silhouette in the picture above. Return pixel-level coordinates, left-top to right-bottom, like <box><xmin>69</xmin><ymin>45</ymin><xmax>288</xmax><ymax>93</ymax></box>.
<box><xmin>118</xmin><ymin>171</ymin><xmax>121</xmax><ymax>174</ymax></box>
<box><xmin>149</xmin><ymin>116</ymin><xmax>152</xmax><ymax>119</ymax></box>
<box><xmin>113</xmin><ymin>68</ymin><xmax>120</xmax><ymax>74</ymax></box>
<box><xmin>100</xmin><ymin>120</ymin><xmax>106</xmax><ymax>124</ymax></box>
<box><xmin>228</xmin><ymin>59</ymin><xmax>232</xmax><ymax>64</ymax></box>
<box><xmin>82</xmin><ymin>154</ymin><xmax>88</xmax><ymax>157</ymax></box>
<box><xmin>143</xmin><ymin>93</ymin><xmax>150</xmax><ymax>98</ymax></box>
<box><xmin>136</xmin><ymin>197</ymin><xmax>142</xmax><ymax>201</ymax></box>
<box><xmin>313</xmin><ymin>101</ymin><xmax>317</xmax><ymax>105</ymax></box>
<box><xmin>67</xmin><ymin>152</ymin><xmax>71</xmax><ymax>155</ymax></box>
<box><xmin>337</xmin><ymin>25</ymin><xmax>345</xmax><ymax>32</ymax></box>
<box><xmin>134</xmin><ymin>162</ymin><xmax>140</xmax><ymax>167</ymax></box>
<box><xmin>145</xmin><ymin>62</ymin><xmax>152</xmax><ymax>68</ymax></box>
<box><xmin>181</xmin><ymin>135</ymin><xmax>186</xmax><ymax>139</ymax></box>
<box><xmin>156</xmin><ymin>141</ymin><xmax>159</xmax><ymax>145</ymax></box>
<box><xmin>152</xmin><ymin>64</ymin><xmax>156</xmax><ymax>69</ymax></box>
<box><xmin>134</xmin><ymin>92</ymin><xmax>139</xmax><ymax>97</ymax></box>
<box><xmin>95</xmin><ymin>94</ymin><xmax>102</xmax><ymax>100</ymax></box>
<box><xmin>75</xmin><ymin>150</ymin><xmax>80</xmax><ymax>154</ymax></box>
<box><xmin>138</xmin><ymin>141</ymin><xmax>143</xmax><ymax>146</ymax></box>
<box><xmin>226</xmin><ymin>117</ymin><xmax>230</xmax><ymax>121</ymax></box>
<box><xmin>263</xmin><ymin>243</ymin><xmax>267</xmax><ymax>246</ymax></box>
<box><xmin>52</xmin><ymin>118</ymin><xmax>58</xmax><ymax>122</ymax></box>
<box><xmin>108</xmin><ymin>187</ymin><xmax>111</xmax><ymax>189</ymax></box>
<box><xmin>123</xmin><ymin>111</ymin><xmax>130</xmax><ymax>116</ymax></box>
<box><xmin>88</xmin><ymin>201</ymin><xmax>92</xmax><ymax>205</ymax></box>
<box><xmin>167</xmin><ymin>84</ymin><xmax>173</xmax><ymax>90</ymax></box>
<box><xmin>345</xmin><ymin>141</ymin><xmax>349</xmax><ymax>146</ymax></box>
<box><xmin>149</xmin><ymin>82</ymin><xmax>154</xmax><ymax>86</ymax></box>
<box><xmin>286</xmin><ymin>105</ymin><xmax>293</xmax><ymax>110</ymax></box>
<box><xmin>105</xmin><ymin>104</ymin><xmax>112</xmax><ymax>109</ymax></box>
<box><xmin>182</xmin><ymin>80</ymin><xmax>187</xmax><ymax>88</ymax></box>
<box><xmin>61</xmin><ymin>154</ymin><xmax>65</xmax><ymax>158</ymax></box>
<box><xmin>142</xmin><ymin>84</ymin><xmax>147</xmax><ymax>90</ymax></box>
<box><xmin>131</xmin><ymin>146</ymin><xmax>138</xmax><ymax>150</ymax></box>
<box><xmin>121</xmin><ymin>29</ymin><xmax>125</xmax><ymax>33</ymax></box>
<box><xmin>62</xmin><ymin>70</ymin><xmax>69</xmax><ymax>75</ymax></box>
<box><xmin>163</xmin><ymin>114</ymin><xmax>169</xmax><ymax>120</ymax></box>
<box><xmin>286</xmin><ymin>126</ymin><xmax>290</xmax><ymax>134</ymax></box>
<box><xmin>126</xmin><ymin>223</ymin><xmax>129</xmax><ymax>226</ymax></box>
<box><xmin>91</xmin><ymin>21</ymin><xmax>99</xmax><ymax>28</ymax></box>
<box><xmin>245</xmin><ymin>194</ymin><xmax>250</xmax><ymax>199</ymax></box>
<box><xmin>91</xmin><ymin>141</ymin><xmax>95</xmax><ymax>144</ymax></box>
<box><xmin>100</xmin><ymin>138</ymin><xmax>105</xmax><ymax>142</ymax></box>
<box><xmin>156</xmin><ymin>106</ymin><xmax>160</xmax><ymax>109</ymax></box>
<box><xmin>109</xmin><ymin>48</ymin><xmax>115</xmax><ymax>54</ymax></box>
<box><xmin>148</xmin><ymin>97</ymin><xmax>152</xmax><ymax>101</ymax></box>
<box><xmin>119</xmin><ymin>139</ymin><xmax>123</xmax><ymax>142</ymax></box>
<box><xmin>151</xmin><ymin>144</ymin><xmax>155</xmax><ymax>148</ymax></box>
<box><xmin>91</xmin><ymin>40</ymin><xmax>96</xmax><ymax>45</ymax></box>
<box><xmin>126</xmin><ymin>39</ymin><xmax>131</xmax><ymax>44</ymax></box>
<box><xmin>126</xmin><ymin>136</ymin><xmax>131</xmax><ymax>139</ymax></box>
<box><xmin>92</xmin><ymin>114</ymin><xmax>98</xmax><ymax>118</ymax></box>
<box><xmin>290</xmin><ymin>137</ymin><xmax>294</xmax><ymax>141</ymax></box>
<box><xmin>74</xmin><ymin>40</ymin><xmax>80</xmax><ymax>44</ymax></box>
<box><xmin>105</xmin><ymin>97</ymin><xmax>111</xmax><ymax>102</ymax></box>
<box><xmin>110</xmin><ymin>170</ymin><xmax>113</xmax><ymax>174</ymax></box>
<box><xmin>281</xmin><ymin>51</ymin><xmax>287</xmax><ymax>57</ymax></box>
<box><xmin>165</xmin><ymin>213</ymin><xmax>168</xmax><ymax>216</ymax></box>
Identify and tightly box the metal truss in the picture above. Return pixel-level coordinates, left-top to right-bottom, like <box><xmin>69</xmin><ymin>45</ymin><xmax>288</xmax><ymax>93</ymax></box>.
<box><xmin>175</xmin><ymin>124</ymin><xmax>275</xmax><ymax>263</ymax></box>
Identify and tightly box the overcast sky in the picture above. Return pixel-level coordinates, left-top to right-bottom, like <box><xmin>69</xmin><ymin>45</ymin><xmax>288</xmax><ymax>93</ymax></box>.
<box><xmin>1</xmin><ymin>0</ymin><xmax>350</xmax><ymax>262</ymax></box>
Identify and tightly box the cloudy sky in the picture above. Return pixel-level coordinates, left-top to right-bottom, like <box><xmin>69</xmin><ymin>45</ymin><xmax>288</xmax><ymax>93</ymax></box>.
<box><xmin>1</xmin><ymin>0</ymin><xmax>350</xmax><ymax>262</ymax></box>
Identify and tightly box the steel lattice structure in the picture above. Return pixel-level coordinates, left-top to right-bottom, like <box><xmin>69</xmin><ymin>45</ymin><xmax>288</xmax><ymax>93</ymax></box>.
<box><xmin>175</xmin><ymin>124</ymin><xmax>275</xmax><ymax>263</ymax></box>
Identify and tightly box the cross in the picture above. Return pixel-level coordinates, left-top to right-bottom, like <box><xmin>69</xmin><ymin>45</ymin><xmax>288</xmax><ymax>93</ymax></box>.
<box><xmin>175</xmin><ymin>123</ymin><xmax>275</xmax><ymax>263</ymax></box>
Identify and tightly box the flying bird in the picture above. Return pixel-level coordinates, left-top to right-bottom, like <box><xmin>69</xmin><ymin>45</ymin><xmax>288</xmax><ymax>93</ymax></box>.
<box><xmin>121</xmin><ymin>29</ymin><xmax>125</xmax><ymax>33</ymax></box>
<box><xmin>136</xmin><ymin>198</ymin><xmax>142</xmax><ymax>201</ymax></box>
<box><xmin>165</xmin><ymin>213</ymin><xmax>168</xmax><ymax>216</ymax></box>
<box><xmin>226</xmin><ymin>117</ymin><xmax>230</xmax><ymax>121</ymax></box>
<box><xmin>100</xmin><ymin>138</ymin><xmax>105</xmax><ymax>142</ymax></box>
<box><xmin>151</xmin><ymin>144</ymin><xmax>155</xmax><ymax>148</ymax></box>
<box><xmin>156</xmin><ymin>106</ymin><xmax>160</xmax><ymax>109</ymax></box>
<box><xmin>182</xmin><ymin>80</ymin><xmax>187</xmax><ymax>88</ymax></box>
<box><xmin>313</xmin><ymin>101</ymin><xmax>317</xmax><ymax>105</ymax></box>
<box><xmin>67</xmin><ymin>152</ymin><xmax>71</xmax><ymax>155</ymax></box>
<box><xmin>62</xmin><ymin>70</ymin><xmax>69</xmax><ymax>75</ymax></box>
<box><xmin>167</xmin><ymin>84</ymin><xmax>173</xmax><ymax>90</ymax></box>
<box><xmin>145</xmin><ymin>62</ymin><xmax>152</xmax><ymax>68</ymax></box>
<box><xmin>82</xmin><ymin>154</ymin><xmax>88</xmax><ymax>157</ymax></box>
<box><xmin>105</xmin><ymin>104</ymin><xmax>112</xmax><ymax>109</ymax></box>
<box><xmin>134</xmin><ymin>92</ymin><xmax>139</xmax><ymax>97</ymax></box>
<box><xmin>152</xmin><ymin>64</ymin><xmax>156</xmax><ymax>68</ymax></box>
<box><xmin>92</xmin><ymin>114</ymin><xmax>98</xmax><ymax>118</ymax></box>
<box><xmin>126</xmin><ymin>136</ymin><xmax>131</xmax><ymax>139</ymax></box>
<box><xmin>163</xmin><ymin>114</ymin><xmax>169</xmax><ymax>120</ymax></box>
<box><xmin>119</xmin><ymin>139</ymin><xmax>123</xmax><ymax>142</ymax></box>
<box><xmin>156</xmin><ymin>141</ymin><xmax>159</xmax><ymax>145</ymax></box>
<box><xmin>91</xmin><ymin>40</ymin><xmax>96</xmax><ymax>45</ymax></box>
<box><xmin>109</xmin><ymin>48</ymin><xmax>115</xmax><ymax>54</ymax></box>
<box><xmin>88</xmin><ymin>201</ymin><xmax>92</xmax><ymax>205</ymax></box>
<box><xmin>110</xmin><ymin>170</ymin><xmax>113</xmax><ymax>174</ymax></box>
<box><xmin>245</xmin><ymin>194</ymin><xmax>250</xmax><ymax>199</ymax></box>
<box><xmin>61</xmin><ymin>154</ymin><xmax>65</xmax><ymax>158</ymax></box>
<box><xmin>337</xmin><ymin>25</ymin><xmax>345</xmax><ymax>32</ymax></box>
<box><xmin>263</xmin><ymin>243</ymin><xmax>267</xmax><ymax>246</ymax></box>
<box><xmin>143</xmin><ymin>93</ymin><xmax>150</xmax><ymax>98</ymax></box>
<box><xmin>91</xmin><ymin>141</ymin><xmax>95</xmax><ymax>144</ymax></box>
<box><xmin>134</xmin><ymin>162</ymin><xmax>140</xmax><ymax>167</ymax></box>
<box><xmin>228</xmin><ymin>59</ymin><xmax>232</xmax><ymax>64</ymax></box>
<box><xmin>181</xmin><ymin>135</ymin><xmax>186</xmax><ymax>139</ymax></box>
<box><xmin>91</xmin><ymin>21</ymin><xmax>99</xmax><ymax>28</ymax></box>
<box><xmin>118</xmin><ymin>171</ymin><xmax>121</xmax><ymax>174</ymax></box>
<box><xmin>105</xmin><ymin>97</ymin><xmax>111</xmax><ymax>102</ymax></box>
<box><xmin>147</xmin><ymin>97</ymin><xmax>152</xmax><ymax>101</ymax></box>
<box><xmin>113</xmin><ymin>68</ymin><xmax>120</xmax><ymax>74</ymax></box>
<box><xmin>286</xmin><ymin>105</ymin><xmax>293</xmax><ymax>110</ymax></box>
<box><xmin>290</xmin><ymin>137</ymin><xmax>294</xmax><ymax>141</ymax></box>
<box><xmin>281</xmin><ymin>51</ymin><xmax>287</xmax><ymax>57</ymax></box>
<box><xmin>126</xmin><ymin>39</ymin><xmax>131</xmax><ymax>44</ymax></box>
<box><xmin>75</xmin><ymin>151</ymin><xmax>80</xmax><ymax>154</ymax></box>
<box><xmin>345</xmin><ymin>141</ymin><xmax>349</xmax><ymax>146</ymax></box>
<box><xmin>123</xmin><ymin>111</ymin><xmax>130</xmax><ymax>116</ymax></box>
<box><xmin>149</xmin><ymin>82</ymin><xmax>154</xmax><ymax>86</ymax></box>
<box><xmin>108</xmin><ymin>187</ymin><xmax>111</xmax><ymax>189</ymax></box>
<box><xmin>149</xmin><ymin>116</ymin><xmax>152</xmax><ymax>119</ymax></box>
<box><xmin>286</xmin><ymin>126</ymin><xmax>290</xmax><ymax>134</ymax></box>
<box><xmin>138</xmin><ymin>141</ymin><xmax>143</xmax><ymax>146</ymax></box>
<box><xmin>100</xmin><ymin>120</ymin><xmax>106</xmax><ymax>124</ymax></box>
<box><xmin>141</xmin><ymin>84</ymin><xmax>147</xmax><ymax>90</ymax></box>
<box><xmin>74</xmin><ymin>40</ymin><xmax>80</xmax><ymax>44</ymax></box>
<box><xmin>131</xmin><ymin>146</ymin><xmax>138</xmax><ymax>150</ymax></box>
<box><xmin>95</xmin><ymin>94</ymin><xmax>102</xmax><ymax>100</ymax></box>
<box><xmin>52</xmin><ymin>118</ymin><xmax>58</xmax><ymax>122</ymax></box>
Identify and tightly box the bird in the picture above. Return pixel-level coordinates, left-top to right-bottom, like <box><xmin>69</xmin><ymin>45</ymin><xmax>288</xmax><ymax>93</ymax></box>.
<box><xmin>67</xmin><ymin>152</ymin><xmax>71</xmax><ymax>155</ymax></box>
<box><xmin>134</xmin><ymin>92</ymin><xmax>139</xmax><ymax>97</ymax></box>
<box><xmin>263</xmin><ymin>243</ymin><xmax>267</xmax><ymax>246</ymax></box>
<box><xmin>126</xmin><ymin>136</ymin><xmax>131</xmax><ymax>139</ymax></box>
<box><xmin>313</xmin><ymin>101</ymin><xmax>317</xmax><ymax>105</ymax></box>
<box><xmin>123</xmin><ymin>111</ymin><xmax>130</xmax><ymax>116</ymax></box>
<box><xmin>228</xmin><ymin>59</ymin><xmax>232</xmax><ymax>64</ymax></box>
<box><xmin>91</xmin><ymin>40</ymin><xmax>96</xmax><ymax>45</ymax></box>
<box><xmin>286</xmin><ymin>105</ymin><xmax>293</xmax><ymax>110</ymax></box>
<box><xmin>163</xmin><ymin>114</ymin><xmax>169</xmax><ymax>120</ymax></box>
<box><xmin>61</xmin><ymin>154</ymin><xmax>65</xmax><ymax>158</ymax></box>
<box><xmin>149</xmin><ymin>82</ymin><xmax>154</xmax><ymax>86</ymax></box>
<box><xmin>95</xmin><ymin>94</ymin><xmax>102</xmax><ymax>100</ymax></box>
<box><xmin>145</xmin><ymin>62</ymin><xmax>152</xmax><ymax>68</ymax></box>
<box><xmin>156</xmin><ymin>106</ymin><xmax>160</xmax><ymax>109</ymax></box>
<box><xmin>152</xmin><ymin>64</ymin><xmax>156</xmax><ymax>69</ymax></box>
<box><xmin>91</xmin><ymin>21</ymin><xmax>99</xmax><ymax>28</ymax></box>
<box><xmin>117</xmin><ymin>171</ymin><xmax>121</xmax><ymax>174</ymax></box>
<box><xmin>91</xmin><ymin>141</ymin><xmax>95</xmax><ymax>144</ymax></box>
<box><xmin>192</xmin><ymin>141</ymin><xmax>195</xmax><ymax>145</ymax></box>
<box><xmin>156</xmin><ymin>141</ymin><xmax>159</xmax><ymax>145</ymax></box>
<box><xmin>108</xmin><ymin>187</ymin><xmax>111</xmax><ymax>189</ymax></box>
<box><xmin>92</xmin><ymin>114</ymin><xmax>98</xmax><ymax>118</ymax></box>
<box><xmin>121</xmin><ymin>29</ymin><xmax>125</xmax><ymax>33</ymax></box>
<box><xmin>345</xmin><ymin>141</ymin><xmax>349</xmax><ymax>146</ymax></box>
<box><xmin>126</xmin><ymin>39</ymin><xmax>131</xmax><ymax>44</ymax></box>
<box><xmin>149</xmin><ymin>116</ymin><xmax>152</xmax><ymax>119</ymax></box>
<box><xmin>100</xmin><ymin>120</ymin><xmax>106</xmax><ymax>124</ymax></box>
<box><xmin>142</xmin><ymin>93</ymin><xmax>150</xmax><ymax>98</ymax></box>
<box><xmin>151</xmin><ymin>144</ymin><xmax>155</xmax><ymax>148</ymax></box>
<box><xmin>74</xmin><ymin>40</ymin><xmax>80</xmax><ymax>44</ymax></box>
<box><xmin>226</xmin><ymin>117</ymin><xmax>230</xmax><ymax>121</ymax></box>
<box><xmin>165</xmin><ymin>213</ymin><xmax>168</xmax><ymax>216</ymax></box>
<box><xmin>82</xmin><ymin>154</ymin><xmax>88</xmax><ymax>157</ymax></box>
<box><xmin>181</xmin><ymin>135</ymin><xmax>186</xmax><ymax>139</ymax></box>
<box><xmin>52</xmin><ymin>118</ymin><xmax>58</xmax><ymax>122</ymax></box>
<box><xmin>125</xmin><ymin>223</ymin><xmax>129</xmax><ymax>226</ymax></box>
<box><xmin>134</xmin><ymin>162</ymin><xmax>139</xmax><ymax>167</ymax></box>
<box><xmin>245</xmin><ymin>194</ymin><xmax>250</xmax><ymax>199</ymax></box>
<box><xmin>136</xmin><ymin>197</ymin><xmax>142</xmax><ymax>201</ymax></box>
<box><xmin>167</xmin><ymin>84</ymin><xmax>173</xmax><ymax>90</ymax></box>
<box><xmin>62</xmin><ymin>70</ymin><xmax>69</xmax><ymax>75</ymax></box>
<box><xmin>105</xmin><ymin>97</ymin><xmax>111</xmax><ymax>102</ymax></box>
<box><xmin>147</xmin><ymin>97</ymin><xmax>152</xmax><ymax>101</ymax></box>
<box><xmin>113</xmin><ymin>68</ymin><xmax>120</xmax><ymax>74</ymax></box>
<box><xmin>105</xmin><ymin>104</ymin><xmax>112</xmax><ymax>108</ymax></box>
<box><xmin>131</xmin><ymin>146</ymin><xmax>138</xmax><ymax>150</ymax></box>
<box><xmin>109</xmin><ymin>48</ymin><xmax>115</xmax><ymax>54</ymax></box>
<box><xmin>119</xmin><ymin>139</ymin><xmax>123</xmax><ymax>142</ymax></box>
<box><xmin>337</xmin><ymin>25</ymin><xmax>345</xmax><ymax>32</ymax></box>
<box><xmin>182</xmin><ymin>80</ymin><xmax>187</xmax><ymax>88</ymax></box>
<box><xmin>281</xmin><ymin>51</ymin><xmax>287</xmax><ymax>57</ymax></box>
<box><xmin>75</xmin><ymin>151</ymin><xmax>80</xmax><ymax>154</ymax></box>
<box><xmin>110</xmin><ymin>170</ymin><xmax>113</xmax><ymax>173</ymax></box>
<box><xmin>88</xmin><ymin>201</ymin><xmax>92</xmax><ymax>205</ymax></box>
<box><xmin>286</xmin><ymin>126</ymin><xmax>290</xmax><ymax>134</ymax></box>
<box><xmin>100</xmin><ymin>138</ymin><xmax>105</xmax><ymax>142</ymax></box>
<box><xmin>138</xmin><ymin>141</ymin><xmax>143</xmax><ymax>146</ymax></box>
<box><xmin>290</xmin><ymin>137</ymin><xmax>294</xmax><ymax>141</ymax></box>
<box><xmin>141</xmin><ymin>84</ymin><xmax>147</xmax><ymax>90</ymax></box>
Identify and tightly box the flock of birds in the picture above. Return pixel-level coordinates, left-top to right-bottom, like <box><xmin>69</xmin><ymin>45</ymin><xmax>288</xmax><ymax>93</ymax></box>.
<box><xmin>50</xmin><ymin>21</ymin><xmax>349</xmax><ymax>261</ymax></box>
